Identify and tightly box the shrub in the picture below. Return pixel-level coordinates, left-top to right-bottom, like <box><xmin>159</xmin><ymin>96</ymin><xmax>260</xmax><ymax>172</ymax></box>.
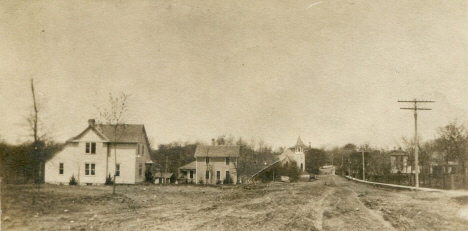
<box><xmin>287</xmin><ymin>161</ymin><xmax>301</xmax><ymax>182</ymax></box>
<box><xmin>105</xmin><ymin>173</ymin><xmax>113</xmax><ymax>185</ymax></box>
<box><xmin>216</xmin><ymin>179</ymin><xmax>222</xmax><ymax>185</ymax></box>
<box><xmin>198</xmin><ymin>178</ymin><xmax>204</xmax><ymax>184</ymax></box>
<box><xmin>223</xmin><ymin>176</ymin><xmax>234</xmax><ymax>184</ymax></box>
<box><xmin>145</xmin><ymin>169</ymin><xmax>154</xmax><ymax>183</ymax></box>
<box><xmin>69</xmin><ymin>175</ymin><xmax>78</xmax><ymax>186</ymax></box>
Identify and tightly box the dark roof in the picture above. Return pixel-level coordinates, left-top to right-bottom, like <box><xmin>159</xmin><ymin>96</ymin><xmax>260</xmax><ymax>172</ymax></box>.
<box><xmin>389</xmin><ymin>150</ymin><xmax>408</xmax><ymax>156</ymax></box>
<box><xmin>194</xmin><ymin>145</ymin><xmax>240</xmax><ymax>157</ymax></box>
<box><xmin>296</xmin><ymin>136</ymin><xmax>304</xmax><ymax>146</ymax></box>
<box><xmin>178</xmin><ymin>161</ymin><xmax>196</xmax><ymax>170</ymax></box>
<box><xmin>68</xmin><ymin>124</ymin><xmax>146</xmax><ymax>143</ymax></box>
<box><xmin>97</xmin><ymin>124</ymin><xmax>145</xmax><ymax>143</ymax></box>
<box><xmin>154</xmin><ymin>173</ymin><xmax>174</xmax><ymax>178</ymax></box>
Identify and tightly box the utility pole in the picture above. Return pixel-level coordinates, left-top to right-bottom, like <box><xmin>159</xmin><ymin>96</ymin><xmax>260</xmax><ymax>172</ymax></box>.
<box><xmin>362</xmin><ymin>149</ymin><xmax>366</xmax><ymax>180</ymax></box>
<box><xmin>272</xmin><ymin>169</ymin><xmax>275</xmax><ymax>182</ymax></box>
<box><xmin>398</xmin><ymin>99</ymin><xmax>434</xmax><ymax>189</ymax></box>
<box><xmin>348</xmin><ymin>151</ymin><xmax>351</xmax><ymax>177</ymax></box>
<box><xmin>341</xmin><ymin>154</ymin><xmax>344</xmax><ymax>176</ymax></box>
<box><xmin>165</xmin><ymin>156</ymin><xmax>168</xmax><ymax>184</ymax></box>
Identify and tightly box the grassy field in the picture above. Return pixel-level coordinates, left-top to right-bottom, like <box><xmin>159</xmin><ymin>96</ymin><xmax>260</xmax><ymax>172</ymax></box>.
<box><xmin>2</xmin><ymin>176</ymin><xmax>468</xmax><ymax>230</ymax></box>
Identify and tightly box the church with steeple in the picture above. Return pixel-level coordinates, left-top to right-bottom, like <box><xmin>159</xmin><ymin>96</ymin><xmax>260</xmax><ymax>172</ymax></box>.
<box><xmin>278</xmin><ymin>136</ymin><xmax>310</xmax><ymax>172</ymax></box>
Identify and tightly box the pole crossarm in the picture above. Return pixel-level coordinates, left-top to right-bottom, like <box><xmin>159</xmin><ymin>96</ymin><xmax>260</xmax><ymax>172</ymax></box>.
<box><xmin>400</xmin><ymin>108</ymin><xmax>432</xmax><ymax>110</ymax></box>
<box><xmin>398</xmin><ymin>100</ymin><xmax>435</xmax><ymax>103</ymax></box>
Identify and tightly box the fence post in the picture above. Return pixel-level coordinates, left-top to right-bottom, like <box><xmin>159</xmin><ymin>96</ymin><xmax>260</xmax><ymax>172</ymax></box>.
<box><xmin>443</xmin><ymin>174</ymin><xmax>446</xmax><ymax>189</ymax></box>
<box><xmin>464</xmin><ymin>172</ymin><xmax>467</xmax><ymax>189</ymax></box>
<box><xmin>451</xmin><ymin>174</ymin><xmax>455</xmax><ymax>190</ymax></box>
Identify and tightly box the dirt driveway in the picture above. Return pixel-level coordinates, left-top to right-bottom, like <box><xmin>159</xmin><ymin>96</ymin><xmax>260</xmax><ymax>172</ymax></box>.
<box><xmin>2</xmin><ymin>176</ymin><xmax>468</xmax><ymax>230</ymax></box>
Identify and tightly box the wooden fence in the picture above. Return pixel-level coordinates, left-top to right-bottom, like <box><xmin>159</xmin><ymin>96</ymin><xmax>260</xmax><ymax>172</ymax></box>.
<box><xmin>364</xmin><ymin>173</ymin><xmax>468</xmax><ymax>190</ymax></box>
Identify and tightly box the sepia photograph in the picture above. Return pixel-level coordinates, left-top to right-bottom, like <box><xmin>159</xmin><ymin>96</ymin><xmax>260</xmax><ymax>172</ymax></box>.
<box><xmin>1</xmin><ymin>0</ymin><xmax>468</xmax><ymax>230</ymax></box>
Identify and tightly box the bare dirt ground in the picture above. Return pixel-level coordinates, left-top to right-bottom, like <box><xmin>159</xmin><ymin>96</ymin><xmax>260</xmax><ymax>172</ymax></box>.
<box><xmin>2</xmin><ymin>176</ymin><xmax>468</xmax><ymax>231</ymax></box>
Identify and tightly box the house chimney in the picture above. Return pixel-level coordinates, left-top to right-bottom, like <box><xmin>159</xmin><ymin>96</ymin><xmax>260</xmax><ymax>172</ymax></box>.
<box><xmin>212</xmin><ymin>139</ymin><xmax>215</xmax><ymax>146</ymax></box>
<box><xmin>88</xmin><ymin>119</ymin><xmax>96</xmax><ymax>127</ymax></box>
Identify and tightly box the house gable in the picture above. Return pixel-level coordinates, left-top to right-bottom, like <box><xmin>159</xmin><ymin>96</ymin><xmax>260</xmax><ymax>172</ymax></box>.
<box><xmin>73</xmin><ymin>128</ymin><xmax>108</xmax><ymax>143</ymax></box>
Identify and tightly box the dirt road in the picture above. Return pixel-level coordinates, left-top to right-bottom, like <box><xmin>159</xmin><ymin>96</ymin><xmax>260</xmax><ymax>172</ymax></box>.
<box><xmin>2</xmin><ymin>176</ymin><xmax>468</xmax><ymax>230</ymax></box>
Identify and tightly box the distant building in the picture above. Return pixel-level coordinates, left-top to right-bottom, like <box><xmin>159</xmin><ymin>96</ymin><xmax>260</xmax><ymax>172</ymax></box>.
<box><xmin>389</xmin><ymin>148</ymin><xmax>412</xmax><ymax>174</ymax></box>
<box><xmin>319</xmin><ymin>165</ymin><xmax>336</xmax><ymax>175</ymax></box>
<box><xmin>178</xmin><ymin>161</ymin><xmax>196</xmax><ymax>183</ymax></box>
<box><xmin>279</xmin><ymin>136</ymin><xmax>310</xmax><ymax>172</ymax></box>
<box><xmin>45</xmin><ymin>119</ymin><xmax>153</xmax><ymax>185</ymax></box>
<box><xmin>154</xmin><ymin>172</ymin><xmax>175</xmax><ymax>184</ymax></box>
<box><xmin>194</xmin><ymin>141</ymin><xmax>240</xmax><ymax>184</ymax></box>
<box><xmin>430</xmin><ymin>161</ymin><xmax>467</xmax><ymax>174</ymax></box>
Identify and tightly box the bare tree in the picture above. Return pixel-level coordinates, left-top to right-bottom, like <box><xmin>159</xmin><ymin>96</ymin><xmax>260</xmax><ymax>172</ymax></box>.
<box><xmin>28</xmin><ymin>78</ymin><xmax>44</xmax><ymax>204</ymax></box>
<box><xmin>100</xmin><ymin>93</ymin><xmax>131</xmax><ymax>195</ymax></box>
<box><xmin>30</xmin><ymin>79</ymin><xmax>40</xmax><ymax>178</ymax></box>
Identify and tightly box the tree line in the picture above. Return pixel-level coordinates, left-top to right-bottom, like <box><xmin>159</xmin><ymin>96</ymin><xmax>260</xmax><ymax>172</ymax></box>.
<box><xmin>150</xmin><ymin>135</ymin><xmax>281</xmax><ymax>182</ymax></box>
<box><xmin>325</xmin><ymin>121</ymin><xmax>468</xmax><ymax>181</ymax></box>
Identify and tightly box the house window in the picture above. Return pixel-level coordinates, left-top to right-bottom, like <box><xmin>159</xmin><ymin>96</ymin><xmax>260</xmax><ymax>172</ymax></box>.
<box><xmin>85</xmin><ymin>163</ymin><xmax>95</xmax><ymax>175</ymax></box>
<box><xmin>136</xmin><ymin>144</ymin><xmax>145</xmax><ymax>156</ymax></box>
<box><xmin>115</xmin><ymin>164</ymin><xmax>120</xmax><ymax>176</ymax></box>
<box><xmin>139</xmin><ymin>164</ymin><xmax>143</xmax><ymax>176</ymax></box>
<box><xmin>217</xmin><ymin>171</ymin><xmax>220</xmax><ymax>180</ymax></box>
<box><xmin>59</xmin><ymin>163</ymin><xmax>64</xmax><ymax>174</ymax></box>
<box><xmin>85</xmin><ymin>142</ymin><xmax>96</xmax><ymax>154</ymax></box>
<box><xmin>205</xmin><ymin>171</ymin><xmax>209</xmax><ymax>179</ymax></box>
<box><xmin>190</xmin><ymin>170</ymin><xmax>194</xmax><ymax>179</ymax></box>
<box><xmin>226</xmin><ymin>157</ymin><xmax>230</xmax><ymax>165</ymax></box>
<box><xmin>206</xmin><ymin>157</ymin><xmax>210</xmax><ymax>164</ymax></box>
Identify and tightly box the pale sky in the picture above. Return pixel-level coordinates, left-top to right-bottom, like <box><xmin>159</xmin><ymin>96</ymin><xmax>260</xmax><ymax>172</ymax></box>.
<box><xmin>1</xmin><ymin>0</ymin><xmax>468</xmax><ymax>150</ymax></box>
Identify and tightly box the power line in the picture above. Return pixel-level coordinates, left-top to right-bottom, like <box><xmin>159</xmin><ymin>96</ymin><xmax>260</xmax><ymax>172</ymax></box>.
<box><xmin>398</xmin><ymin>99</ymin><xmax>434</xmax><ymax>189</ymax></box>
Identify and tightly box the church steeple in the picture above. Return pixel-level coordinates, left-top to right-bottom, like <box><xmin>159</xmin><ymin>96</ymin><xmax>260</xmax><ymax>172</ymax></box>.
<box><xmin>296</xmin><ymin>136</ymin><xmax>303</xmax><ymax>146</ymax></box>
<box><xmin>295</xmin><ymin>136</ymin><xmax>304</xmax><ymax>153</ymax></box>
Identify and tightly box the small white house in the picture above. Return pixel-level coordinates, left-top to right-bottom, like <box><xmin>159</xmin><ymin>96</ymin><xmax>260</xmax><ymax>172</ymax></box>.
<box><xmin>45</xmin><ymin>119</ymin><xmax>153</xmax><ymax>185</ymax></box>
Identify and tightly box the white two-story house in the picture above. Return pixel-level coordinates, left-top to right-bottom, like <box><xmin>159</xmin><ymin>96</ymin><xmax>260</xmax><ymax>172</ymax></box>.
<box><xmin>45</xmin><ymin>119</ymin><xmax>153</xmax><ymax>185</ymax></box>
<box><xmin>194</xmin><ymin>142</ymin><xmax>240</xmax><ymax>184</ymax></box>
